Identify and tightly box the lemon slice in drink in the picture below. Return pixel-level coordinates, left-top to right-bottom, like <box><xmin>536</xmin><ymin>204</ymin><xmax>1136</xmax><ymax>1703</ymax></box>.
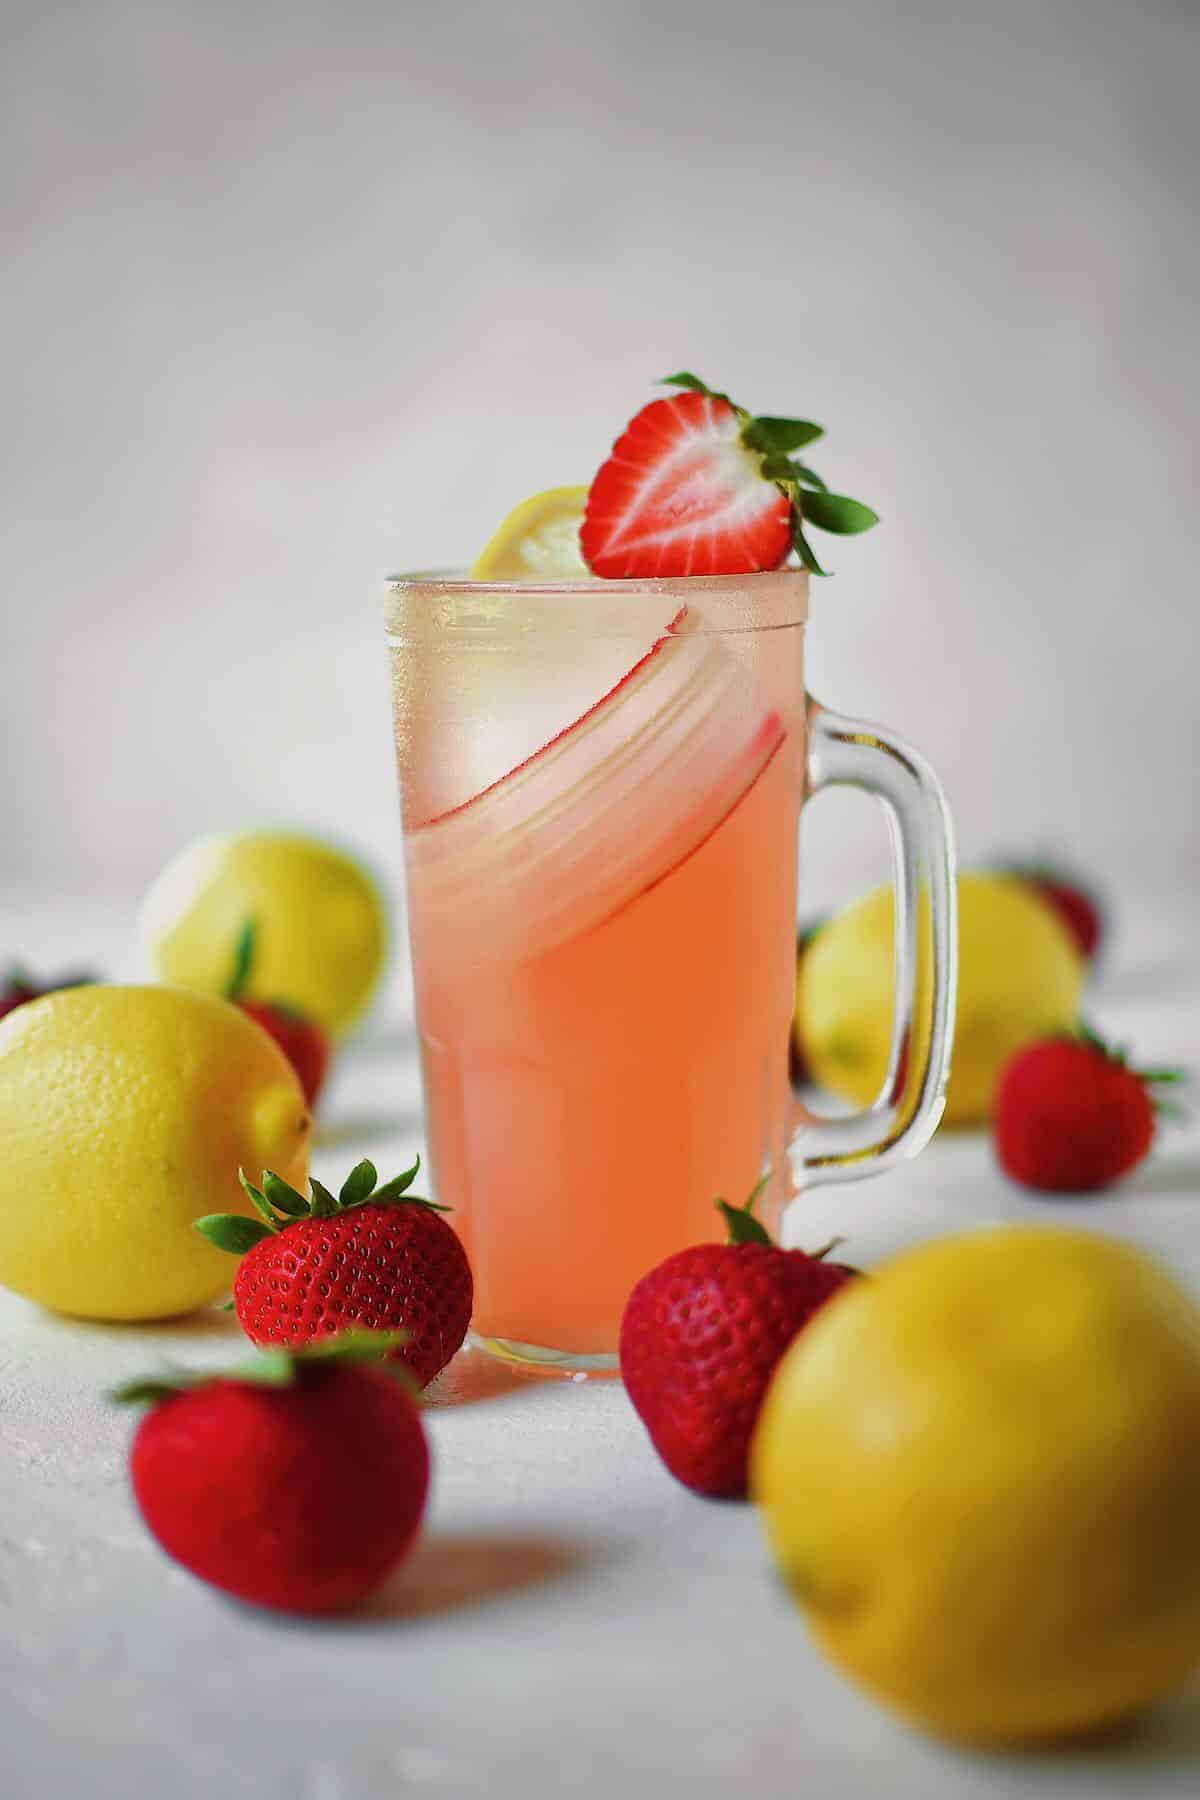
<box><xmin>471</xmin><ymin>486</ymin><xmax>590</xmax><ymax>580</ymax></box>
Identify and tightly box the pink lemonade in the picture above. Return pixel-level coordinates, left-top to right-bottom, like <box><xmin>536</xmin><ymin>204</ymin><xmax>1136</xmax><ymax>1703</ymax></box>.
<box><xmin>388</xmin><ymin>576</ymin><xmax>808</xmax><ymax>1364</ymax></box>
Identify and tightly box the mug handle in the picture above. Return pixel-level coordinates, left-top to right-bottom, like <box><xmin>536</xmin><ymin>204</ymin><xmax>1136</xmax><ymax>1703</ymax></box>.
<box><xmin>791</xmin><ymin>698</ymin><xmax>958</xmax><ymax>1187</ymax></box>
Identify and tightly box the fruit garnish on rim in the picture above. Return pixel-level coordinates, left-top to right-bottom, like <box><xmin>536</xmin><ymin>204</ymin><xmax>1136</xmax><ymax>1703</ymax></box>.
<box><xmin>581</xmin><ymin>372</ymin><xmax>879</xmax><ymax>578</ymax></box>
<box><xmin>470</xmin><ymin>485</ymin><xmax>591</xmax><ymax>580</ymax></box>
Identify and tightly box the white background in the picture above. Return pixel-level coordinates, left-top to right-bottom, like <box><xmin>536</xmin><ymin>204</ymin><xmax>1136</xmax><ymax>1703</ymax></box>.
<box><xmin>3</xmin><ymin>12</ymin><xmax>1200</xmax><ymax>1789</ymax></box>
<box><xmin>3</xmin><ymin>0</ymin><xmax>1198</xmax><ymax>929</ymax></box>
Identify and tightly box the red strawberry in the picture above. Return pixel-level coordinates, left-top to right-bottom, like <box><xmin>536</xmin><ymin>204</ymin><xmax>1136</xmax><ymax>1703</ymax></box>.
<box><xmin>1026</xmin><ymin>876</ymin><xmax>1104</xmax><ymax>962</ymax></box>
<box><xmin>114</xmin><ymin>1334</ymin><xmax>429</xmax><ymax>1615</ymax></box>
<box><xmin>999</xmin><ymin>862</ymin><xmax>1105</xmax><ymax>961</ymax></box>
<box><xmin>994</xmin><ymin>1026</ymin><xmax>1184</xmax><ymax>1193</ymax></box>
<box><xmin>236</xmin><ymin>1000</ymin><xmax>330</xmax><ymax>1108</ymax></box>
<box><xmin>619</xmin><ymin>1183</ymin><xmax>857</xmax><ymax>1498</ymax></box>
<box><xmin>225</xmin><ymin>919</ymin><xmax>330</xmax><ymax>1106</ymax></box>
<box><xmin>0</xmin><ymin>966</ymin><xmax>98</xmax><ymax>1022</ymax></box>
<box><xmin>196</xmin><ymin>1157</ymin><xmax>473</xmax><ymax>1388</ymax></box>
<box><xmin>581</xmin><ymin>372</ymin><xmax>878</xmax><ymax>580</ymax></box>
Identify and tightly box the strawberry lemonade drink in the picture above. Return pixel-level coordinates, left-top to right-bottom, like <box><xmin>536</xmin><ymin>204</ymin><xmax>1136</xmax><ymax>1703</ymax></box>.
<box><xmin>386</xmin><ymin>377</ymin><xmax>957</xmax><ymax>1370</ymax></box>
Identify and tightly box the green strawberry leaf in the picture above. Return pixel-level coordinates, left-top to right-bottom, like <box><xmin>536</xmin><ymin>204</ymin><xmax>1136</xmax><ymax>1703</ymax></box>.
<box><xmin>110</xmin><ymin>1378</ymin><xmax>190</xmax><ymax>1405</ymax></box>
<box><xmin>339</xmin><ymin>1159</ymin><xmax>378</xmax><ymax>1207</ymax></box>
<box><xmin>370</xmin><ymin>1156</ymin><xmax>422</xmax><ymax>1204</ymax></box>
<box><xmin>232</xmin><ymin>1348</ymin><xmax>302</xmax><ymax>1387</ymax></box>
<box><xmin>789</xmin><ymin>462</ymin><xmax>828</xmax><ymax>492</ymax></box>
<box><xmin>308</xmin><ymin>1177</ymin><xmax>339</xmax><ymax>1218</ymax></box>
<box><xmin>792</xmin><ymin>520</ymin><xmax>829</xmax><ymax>576</ymax></box>
<box><xmin>799</xmin><ymin>490</ymin><xmax>880</xmax><ymax>536</ymax></box>
<box><xmin>742</xmin><ymin>416</ymin><xmax>825</xmax><ymax>455</ymax></box>
<box><xmin>109</xmin><ymin>1331</ymin><xmax>416</xmax><ymax>1407</ymax></box>
<box><xmin>226</xmin><ymin>918</ymin><xmax>257</xmax><ymax>1002</ymax></box>
<box><xmin>660</xmin><ymin>370</ymin><xmax>716</xmax><ymax>395</ymax></box>
<box><xmin>194</xmin><ymin>1213</ymin><xmax>276</xmax><ymax>1255</ymax></box>
<box><xmin>758</xmin><ymin>455</ymin><xmax>831</xmax><ymax>493</ymax></box>
<box><xmin>300</xmin><ymin>1327</ymin><xmax>410</xmax><ymax>1365</ymax></box>
<box><xmin>715</xmin><ymin>1173</ymin><xmax>774</xmax><ymax>1247</ymax></box>
<box><xmin>717</xmin><ymin>1198</ymin><xmax>774</xmax><ymax>1247</ymax></box>
<box><xmin>237</xmin><ymin>1168</ymin><xmax>282</xmax><ymax>1230</ymax></box>
<box><xmin>261</xmin><ymin>1170</ymin><xmax>310</xmax><ymax>1217</ymax></box>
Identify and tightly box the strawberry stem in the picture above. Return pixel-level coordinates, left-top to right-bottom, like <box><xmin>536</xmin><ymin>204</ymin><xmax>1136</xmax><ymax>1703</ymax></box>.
<box><xmin>109</xmin><ymin>1330</ymin><xmax>414</xmax><ymax>1405</ymax></box>
<box><xmin>715</xmin><ymin>1174</ymin><xmax>774</xmax><ymax>1247</ymax></box>
<box><xmin>195</xmin><ymin>1156</ymin><xmax>447</xmax><ymax>1259</ymax></box>
<box><xmin>658</xmin><ymin>372</ymin><xmax>878</xmax><ymax>577</ymax></box>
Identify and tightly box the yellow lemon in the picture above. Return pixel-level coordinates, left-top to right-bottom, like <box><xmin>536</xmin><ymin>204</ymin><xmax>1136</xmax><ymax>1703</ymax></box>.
<box><xmin>142</xmin><ymin>830</ymin><xmax>388</xmax><ymax>1037</ymax></box>
<box><xmin>752</xmin><ymin>1227</ymin><xmax>1200</xmax><ymax>1745</ymax></box>
<box><xmin>797</xmin><ymin>871</ymin><xmax>1084</xmax><ymax>1125</ymax></box>
<box><xmin>470</xmin><ymin>485</ymin><xmax>591</xmax><ymax>580</ymax></box>
<box><xmin>0</xmin><ymin>985</ymin><xmax>311</xmax><ymax>1320</ymax></box>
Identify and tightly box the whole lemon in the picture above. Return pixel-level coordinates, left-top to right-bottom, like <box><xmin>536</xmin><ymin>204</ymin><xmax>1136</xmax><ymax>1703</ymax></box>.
<box><xmin>752</xmin><ymin>1227</ymin><xmax>1200</xmax><ymax>1745</ymax></box>
<box><xmin>142</xmin><ymin>830</ymin><xmax>388</xmax><ymax>1037</ymax></box>
<box><xmin>797</xmin><ymin>871</ymin><xmax>1084</xmax><ymax>1125</ymax></box>
<box><xmin>0</xmin><ymin>985</ymin><xmax>311</xmax><ymax>1320</ymax></box>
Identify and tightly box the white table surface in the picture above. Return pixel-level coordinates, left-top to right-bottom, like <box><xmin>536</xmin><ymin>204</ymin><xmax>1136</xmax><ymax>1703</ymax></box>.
<box><xmin>3</xmin><ymin>889</ymin><xmax>1199</xmax><ymax>1800</ymax></box>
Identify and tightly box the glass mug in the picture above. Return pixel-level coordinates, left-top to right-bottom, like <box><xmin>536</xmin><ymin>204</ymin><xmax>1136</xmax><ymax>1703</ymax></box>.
<box><xmin>385</xmin><ymin>568</ymin><xmax>956</xmax><ymax>1372</ymax></box>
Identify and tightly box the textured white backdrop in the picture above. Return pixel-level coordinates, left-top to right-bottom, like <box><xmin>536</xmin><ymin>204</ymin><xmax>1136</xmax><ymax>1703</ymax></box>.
<box><xmin>3</xmin><ymin>0</ymin><xmax>1198</xmax><ymax>929</ymax></box>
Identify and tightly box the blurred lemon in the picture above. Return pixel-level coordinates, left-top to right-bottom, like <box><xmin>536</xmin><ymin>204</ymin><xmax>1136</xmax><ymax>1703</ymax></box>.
<box><xmin>797</xmin><ymin>871</ymin><xmax>1084</xmax><ymax>1125</ymax></box>
<box><xmin>142</xmin><ymin>830</ymin><xmax>387</xmax><ymax>1037</ymax></box>
<box><xmin>471</xmin><ymin>485</ymin><xmax>590</xmax><ymax>580</ymax></box>
<box><xmin>0</xmin><ymin>985</ymin><xmax>311</xmax><ymax>1320</ymax></box>
<box><xmin>752</xmin><ymin>1226</ymin><xmax>1200</xmax><ymax>1745</ymax></box>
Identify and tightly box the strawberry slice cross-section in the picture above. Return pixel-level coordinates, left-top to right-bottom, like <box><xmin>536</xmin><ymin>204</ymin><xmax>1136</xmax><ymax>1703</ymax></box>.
<box><xmin>581</xmin><ymin>372</ymin><xmax>880</xmax><ymax>580</ymax></box>
<box><xmin>582</xmin><ymin>390</ymin><xmax>793</xmax><ymax>579</ymax></box>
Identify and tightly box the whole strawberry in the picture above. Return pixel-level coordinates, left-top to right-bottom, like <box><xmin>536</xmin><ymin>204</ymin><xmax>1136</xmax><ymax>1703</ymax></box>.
<box><xmin>225</xmin><ymin>919</ymin><xmax>331</xmax><ymax>1107</ymax></box>
<box><xmin>581</xmin><ymin>372</ymin><xmax>878</xmax><ymax>580</ymax></box>
<box><xmin>994</xmin><ymin>1025</ymin><xmax>1184</xmax><ymax>1193</ymax></box>
<box><xmin>197</xmin><ymin>1158</ymin><xmax>473</xmax><ymax>1387</ymax></box>
<box><xmin>996</xmin><ymin>860</ymin><xmax>1105</xmax><ymax>962</ymax></box>
<box><xmin>114</xmin><ymin>1333</ymin><xmax>429</xmax><ymax>1615</ymax></box>
<box><xmin>620</xmin><ymin>1183</ymin><xmax>857</xmax><ymax>1498</ymax></box>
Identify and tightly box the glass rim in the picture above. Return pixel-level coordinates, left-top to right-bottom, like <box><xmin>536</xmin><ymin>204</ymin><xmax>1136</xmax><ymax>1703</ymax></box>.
<box><xmin>384</xmin><ymin>566</ymin><xmax>810</xmax><ymax>603</ymax></box>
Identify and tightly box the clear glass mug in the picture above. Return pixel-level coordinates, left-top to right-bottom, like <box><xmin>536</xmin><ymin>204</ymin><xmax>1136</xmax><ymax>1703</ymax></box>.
<box><xmin>384</xmin><ymin>568</ymin><xmax>956</xmax><ymax>1373</ymax></box>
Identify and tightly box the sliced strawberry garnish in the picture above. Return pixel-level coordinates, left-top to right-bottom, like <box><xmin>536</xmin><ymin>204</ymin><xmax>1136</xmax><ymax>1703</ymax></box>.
<box><xmin>582</xmin><ymin>391</ymin><xmax>792</xmax><ymax>578</ymax></box>
<box><xmin>582</xmin><ymin>373</ymin><xmax>879</xmax><ymax>580</ymax></box>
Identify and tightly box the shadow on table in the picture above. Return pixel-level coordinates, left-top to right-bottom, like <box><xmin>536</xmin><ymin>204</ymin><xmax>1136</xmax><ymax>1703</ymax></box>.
<box><xmin>1120</xmin><ymin>1154</ymin><xmax>1200</xmax><ymax>1200</ymax></box>
<box><xmin>43</xmin><ymin>1304</ymin><xmax>246</xmax><ymax>1345</ymax></box>
<box><xmin>972</xmin><ymin>1680</ymin><xmax>1200</xmax><ymax>1772</ymax></box>
<box><xmin>363</xmin><ymin>1531</ymin><xmax>592</xmax><ymax>1623</ymax></box>
<box><xmin>422</xmin><ymin>1344</ymin><xmax>574</xmax><ymax>1410</ymax></box>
